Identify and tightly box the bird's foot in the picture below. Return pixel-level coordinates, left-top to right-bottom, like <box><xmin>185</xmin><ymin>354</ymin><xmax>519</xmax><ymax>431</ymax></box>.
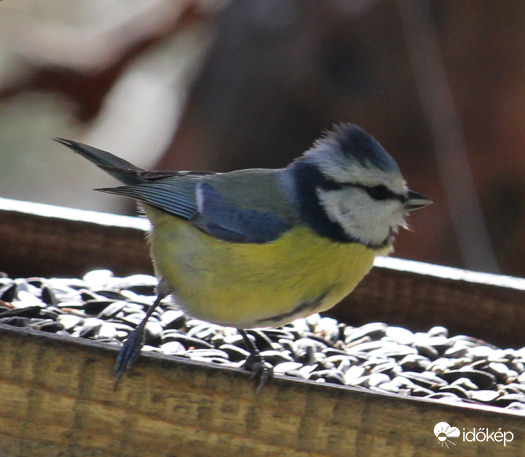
<box><xmin>242</xmin><ymin>352</ymin><xmax>274</xmax><ymax>393</ymax></box>
<box><xmin>112</xmin><ymin>292</ymin><xmax>167</xmax><ymax>390</ymax></box>
<box><xmin>113</xmin><ymin>325</ymin><xmax>145</xmax><ymax>390</ymax></box>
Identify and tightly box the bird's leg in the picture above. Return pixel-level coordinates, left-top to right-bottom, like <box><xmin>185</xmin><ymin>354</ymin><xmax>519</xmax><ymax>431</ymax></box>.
<box><xmin>113</xmin><ymin>289</ymin><xmax>167</xmax><ymax>390</ymax></box>
<box><xmin>238</xmin><ymin>329</ymin><xmax>273</xmax><ymax>392</ymax></box>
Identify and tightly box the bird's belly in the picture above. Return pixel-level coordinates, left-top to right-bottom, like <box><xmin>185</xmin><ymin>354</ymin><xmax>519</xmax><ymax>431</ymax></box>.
<box><xmin>146</xmin><ymin>208</ymin><xmax>384</xmax><ymax>328</ymax></box>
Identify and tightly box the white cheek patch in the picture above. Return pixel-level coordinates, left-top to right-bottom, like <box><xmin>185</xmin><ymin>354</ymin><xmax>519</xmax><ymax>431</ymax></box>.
<box><xmin>317</xmin><ymin>187</ymin><xmax>406</xmax><ymax>246</ymax></box>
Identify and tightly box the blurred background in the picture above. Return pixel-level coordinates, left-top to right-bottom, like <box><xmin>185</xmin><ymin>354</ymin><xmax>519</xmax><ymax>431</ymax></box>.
<box><xmin>1</xmin><ymin>0</ymin><xmax>524</xmax><ymax>276</ymax></box>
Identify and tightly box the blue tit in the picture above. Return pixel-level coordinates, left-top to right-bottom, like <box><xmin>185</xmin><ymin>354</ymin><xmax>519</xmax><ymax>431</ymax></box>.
<box><xmin>55</xmin><ymin>123</ymin><xmax>431</xmax><ymax>387</ymax></box>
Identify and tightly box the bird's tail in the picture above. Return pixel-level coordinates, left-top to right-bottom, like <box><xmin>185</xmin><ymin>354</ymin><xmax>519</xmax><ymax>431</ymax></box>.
<box><xmin>54</xmin><ymin>138</ymin><xmax>145</xmax><ymax>185</ymax></box>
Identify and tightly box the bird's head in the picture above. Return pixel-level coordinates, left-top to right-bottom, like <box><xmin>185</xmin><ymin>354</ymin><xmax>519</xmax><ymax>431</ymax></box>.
<box><xmin>291</xmin><ymin>124</ymin><xmax>431</xmax><ymax>248</ymax></box>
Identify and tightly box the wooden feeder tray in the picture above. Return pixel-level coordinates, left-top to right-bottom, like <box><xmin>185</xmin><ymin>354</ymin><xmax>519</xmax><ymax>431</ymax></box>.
<box><xmin>1</xmin><ymin>197</ymin><xmax>524</xmax><ymax>457</ymax></box>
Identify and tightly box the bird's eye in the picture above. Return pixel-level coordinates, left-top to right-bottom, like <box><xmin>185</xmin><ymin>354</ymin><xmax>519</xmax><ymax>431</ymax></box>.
<box><xmin>366</xmin><ymin>185</ymin><xmax>392</xmax><ymax>201</ymax></box>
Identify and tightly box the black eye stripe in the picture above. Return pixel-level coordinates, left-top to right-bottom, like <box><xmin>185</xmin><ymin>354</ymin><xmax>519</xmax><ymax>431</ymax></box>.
<box><xmin>365</xmin><ymin>184</ymin><xmax>395</xmax><ymax>201</ymax></box>
<box><xmin>319</xmin><ymin>181</ymin><xmax>405</xmax><ymax>202</ymax></box>
<box><xmin>318</xmin><ymin>180</ymin><xmax>345</xmax><ymax>191</ymax></box>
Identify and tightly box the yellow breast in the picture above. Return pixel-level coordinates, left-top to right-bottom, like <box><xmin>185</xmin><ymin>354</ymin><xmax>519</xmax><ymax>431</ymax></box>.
<box><xmin>144</xmin><ymin>206</ymin><xmax>388</xmax><ymax>328</ymax></box>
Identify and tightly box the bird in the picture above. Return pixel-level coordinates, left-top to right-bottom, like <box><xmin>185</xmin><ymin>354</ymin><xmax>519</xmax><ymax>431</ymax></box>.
<box><xmin>55</xmin><ymin>124</ymin><xmax>431</xmax><ymax>389</ymax></box>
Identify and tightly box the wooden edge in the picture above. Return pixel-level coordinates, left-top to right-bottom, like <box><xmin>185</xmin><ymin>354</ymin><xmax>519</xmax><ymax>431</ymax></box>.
<box><xmin>336</xmin><ymin>259</ymin><xmax>525</xmax><ymax>348</ymax></box>
<box><xmin>0</xmin><ymin>197</ymin><xmax>152</xmax><ymax>278</ymax></box>
<box><xmin>375</xmin><ymin>257</ymin><xmax>525</xmax><ymax>292</ymax></box>
<box><xmin>0</xmin><ymin>197</ymin><xmax>150</xmax><ymax>231</ymax></box>
<box><xmin>1</xmin><ymin>324</ymin><xmax>524</xmax><ymax>457</ymax></box>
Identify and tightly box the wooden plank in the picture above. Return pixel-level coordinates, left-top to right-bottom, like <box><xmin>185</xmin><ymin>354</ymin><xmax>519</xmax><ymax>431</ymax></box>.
<box><xmin>334</xmin><ymin>258</ymin><xmax>525</xmax><ymax>348</ymax></box>
<box><xmin>0</xmin><ymin>325</ymin><xmax>524</xmax><ymax>457</ymax></box>
<box><xmin>0</xmin><ymin>197</ymin><xmax>151</xmax><ymax>278</ymax></box>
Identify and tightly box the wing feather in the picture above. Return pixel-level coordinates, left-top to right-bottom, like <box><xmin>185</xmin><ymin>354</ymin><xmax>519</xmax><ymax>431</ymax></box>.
<box><xmin>99</xmin><ymin>178</ymin><xmax>292</xmax><ymax>243</ymax></box>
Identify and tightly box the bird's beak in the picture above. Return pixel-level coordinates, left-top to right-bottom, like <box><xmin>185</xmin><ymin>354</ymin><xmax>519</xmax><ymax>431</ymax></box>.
<box><xmin>404</xmin><ymin>190</ymin><xmax>432</xmax><ymax>211</ymax></box>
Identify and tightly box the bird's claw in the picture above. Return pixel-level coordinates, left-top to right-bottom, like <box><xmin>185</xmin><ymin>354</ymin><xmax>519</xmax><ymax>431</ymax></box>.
<box><xmin>113</xmin><ymin>326</ymin><xmax>145</xmax><ymax>390</ymax></box>
<box><xmin>242</xmin><ymin>353</ymin><xmax>274</xmax><ymax>393</ymax></box>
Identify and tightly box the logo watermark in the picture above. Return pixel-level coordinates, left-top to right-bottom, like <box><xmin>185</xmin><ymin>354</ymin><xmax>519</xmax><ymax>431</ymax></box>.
<box><xmin>434</xmin><ymin>422</ymin><xmax>514</xmax><ymax>448</ymax></box>
<box><xmin>434</xmin><ymin>422</ymin><xmax>460</xmax><ymax>448</ymax></box>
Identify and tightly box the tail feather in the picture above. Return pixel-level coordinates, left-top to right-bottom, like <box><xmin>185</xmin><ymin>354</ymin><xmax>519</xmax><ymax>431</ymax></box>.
<box><xmin>54</xmin><ymin>138</ymin><xmax>145</xmax><ymax>185</ymax></box>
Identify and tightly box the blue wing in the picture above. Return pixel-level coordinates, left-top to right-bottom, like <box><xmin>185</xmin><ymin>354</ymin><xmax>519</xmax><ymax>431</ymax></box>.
<box><xmin>99</xmin><ymin>179</ymin><xmax>292</xmax><ymax>244</ymax></box>
<box><xmin>191</xmin><ymin>183</ymin><xmax>291</xmax><ymax>243</ymax></box>
<box><xmin>55</xmin><ymin>138</ymin><xmax>289</xmax><ymax>241</ymax></box>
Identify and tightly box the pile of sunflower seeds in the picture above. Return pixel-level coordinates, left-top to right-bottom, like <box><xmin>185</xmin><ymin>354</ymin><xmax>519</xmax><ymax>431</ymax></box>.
<box><xmin>1</xmin><ymin>269</ymin><xmax>525</xmax><ymax>411</ymax></box>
